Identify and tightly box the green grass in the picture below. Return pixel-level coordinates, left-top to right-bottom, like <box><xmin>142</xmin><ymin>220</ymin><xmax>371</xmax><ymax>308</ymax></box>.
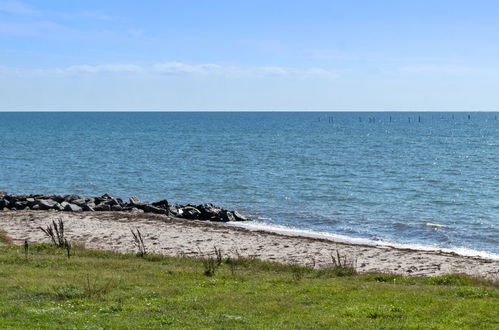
<box><xmin>0</xmin><ymin>243</ymin><xmax>497</xmax><ymax>329</ymax></box>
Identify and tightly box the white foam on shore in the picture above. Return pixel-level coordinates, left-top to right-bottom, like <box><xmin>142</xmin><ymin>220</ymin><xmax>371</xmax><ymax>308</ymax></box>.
<box><xmin>226</xmin><ymin>221</ymin><xmax>499</xmax><ymax>261</ymax></box>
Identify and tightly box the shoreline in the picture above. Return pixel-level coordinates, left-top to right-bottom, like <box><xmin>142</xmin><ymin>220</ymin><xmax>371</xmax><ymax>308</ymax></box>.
<box><xmin>227</xmin><ymin>221</ymin><xmax>499</xmax><ymax>261</ymax></box>
<box><xmin>1</xmin><ymin>210</ymin><xmax>498</xmax><ymax>280</ymax></box>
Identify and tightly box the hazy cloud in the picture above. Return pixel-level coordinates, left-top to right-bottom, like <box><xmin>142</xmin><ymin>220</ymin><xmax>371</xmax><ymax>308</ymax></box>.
<box><xmin>0</xmin><ymin>0</ymin><xmax>120</xmax><ymax>21</ymax></box>
<box><xmin>399</xmin><ymin>64</ymin><xmax>477</xmax><ymax>74</ymax></box>
<box><xmin>0</xmin><ymin>62</ymin><xmax>339</xmax><ymax>79</ymax></box>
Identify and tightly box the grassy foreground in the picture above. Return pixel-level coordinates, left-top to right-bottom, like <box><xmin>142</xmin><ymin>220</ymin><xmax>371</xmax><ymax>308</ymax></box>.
<box><xmin>0</xmin><ymin>237</ymin><xmax>497</xmax><ymax>329</ymax></box>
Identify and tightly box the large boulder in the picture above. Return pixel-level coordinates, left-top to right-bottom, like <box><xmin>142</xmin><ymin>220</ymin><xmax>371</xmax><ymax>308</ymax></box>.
<box><xmin>141</xmin><ymin>204</ymin><xmax>168</xmax><ymax>215</ymax></box>
<box><xmin>82</xmin><ymin>204</ymin><xmax>95</xmax><ymax>212</ymax></box>
<box><xmin>94</xmin><ymin>203</ymin><xmax>111</xmax><ymax>211</ymax></box>
<box><xmin>181</xmin><ymin>206</ymin><xmax>202</xmax><ymax>219</ymax></box>
<box><xmin>129</xmin><ymin>196</ymin><xmax>142</xmax><ymax>206</ymax></box>
<box><xmin>64</xmin><ymin>203</ymin><xmax>82</xmax><ymax>212</ymax></box>
<box><xmin>14</xmin><ymin>201</ymin><xmax>28</xmax><ymax>209</ymax></box>
<box><xmin>197</xmin><ymin>203</ymin><xmax>222</xmax><ymax>220</ymax></box>
<box><xmin>152</xmin><ymin>199</ymin><xmax>169</xmax><ymax>210</ymax></box>
<box><xmin>0</xmin><ymin>198</ymin><xmax>7</xmax><ymax>209</ymax></box>
<box><xmin>233</xmin><ymin>211</ymin><xmax>248</xmax><ymax>221</ymax></box>
<box><xmin>38</xmin><ymin>199</ymin><xmax>58</xmax><ymax>210</ymax></box>
<box><xmin>64</xmin><ymin>194</ymin><xmax>81</xmax><ymax>202</ymax></box>
<box><xmin>72</xmin><ymin>198</ymin><xmax>88</xmax><ymax>207</ymax></box>
<box><xmin>50</xmin><ymin>195</ymin><xmax>66</xmax><ymax>203</ymax></box>
<box><xmin>220</xmin><ymin>210</ymin><xmax>236</xmax><ymax>222</ymax></box>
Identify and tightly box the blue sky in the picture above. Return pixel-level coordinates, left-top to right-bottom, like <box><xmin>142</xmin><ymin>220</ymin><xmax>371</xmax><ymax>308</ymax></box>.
<box><xmin>1</xmin><ymin>0</ymin><xmax>499</xmax><ymax>110</ymax></box>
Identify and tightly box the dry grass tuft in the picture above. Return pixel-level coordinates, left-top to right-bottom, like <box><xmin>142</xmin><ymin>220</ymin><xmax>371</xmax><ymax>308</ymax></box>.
<box><xmin>0</xmin><ymin>229</ymin><xmax>13</xmax><ymax>245</ymax></box>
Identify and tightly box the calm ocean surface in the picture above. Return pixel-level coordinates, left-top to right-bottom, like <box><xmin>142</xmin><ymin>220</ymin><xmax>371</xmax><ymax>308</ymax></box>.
<box><xmin>1</xmin><ymin>112</ymin><xmax>498</xmax><ymax>257</ymax></box>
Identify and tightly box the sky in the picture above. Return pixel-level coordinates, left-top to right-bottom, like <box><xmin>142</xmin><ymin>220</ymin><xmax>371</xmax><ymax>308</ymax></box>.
<box><xmin>1</xmin><ymin>0</ymin><xmax>499</xmax><ymax>111</ymax></box>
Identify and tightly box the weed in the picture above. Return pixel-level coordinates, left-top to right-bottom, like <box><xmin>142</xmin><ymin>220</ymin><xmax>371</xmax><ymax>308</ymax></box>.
<box><xmin>426</xmin><ymin>273</ymin><xmax>472</xmax><ymax>286</ymax></box>
<box><xmin>214</xmin><ymin>246</ymin><xmax>223</xmax><ymax>265</ymax></box>
<box><xmin>0</xmin><ymin>229</ymin><xmax>13</xmax><ymax>244</ymax></box>
<box><xmin>52</xmin><ymin>285</ymin><xmax>84</xmax><ymax>300</ymax></box>
<box><xmin>290</xmin><ymin>264</ymin><xmax>308</xmax><ymax>281</ymax></box>
<box><xmin>83</xmin><ymin>274</ymin><xmax>116</xmax><ymax>298</ymax></box>
<box><xmin>65</xmin><ymin>239</ymin><xmax>72</xmax><ymax>259</ymax></box>
<box><xmin>39</xmin><ymin>219</ymin><xmax>69</xmax><ymax>248</ymax></box>
<box><xmin>202</xmin><ymin>257</ymin><xmax>217</xmax><ymax>277</ymax></box>
<box><xmin>131</xmin><ymin>229</ymin><xmax>147</xmax><ymax>257</ymax></box>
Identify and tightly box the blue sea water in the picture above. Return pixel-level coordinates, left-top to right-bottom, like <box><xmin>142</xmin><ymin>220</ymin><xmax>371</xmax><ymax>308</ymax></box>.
<box><xmin>0</xmin><ymin>112</ymin><xmax>498</xmax><ymax>257</ymax></box>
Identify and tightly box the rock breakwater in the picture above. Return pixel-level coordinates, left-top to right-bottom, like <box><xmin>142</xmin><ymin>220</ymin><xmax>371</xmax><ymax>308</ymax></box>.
<box><xmin>0</xmin><ymin>192</ymin><xmax>248</xmax><ymax>222</ymax></box>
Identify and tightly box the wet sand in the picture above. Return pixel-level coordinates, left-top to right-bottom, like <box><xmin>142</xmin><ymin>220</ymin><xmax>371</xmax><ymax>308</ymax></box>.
<box><xmin>1</xmin><ymin>210</ymin><xmax>498</xmax><ymax>280</ymax></box>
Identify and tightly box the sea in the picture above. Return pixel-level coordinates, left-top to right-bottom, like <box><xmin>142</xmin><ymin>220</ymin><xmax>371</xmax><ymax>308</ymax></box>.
<box><xmin>0</xmin><ymin>112</ymin><xmax>498</xmax><ymax>259</ymax></box>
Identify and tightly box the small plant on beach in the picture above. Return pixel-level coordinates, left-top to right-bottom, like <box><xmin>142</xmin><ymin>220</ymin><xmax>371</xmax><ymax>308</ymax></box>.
<box><xmin>39</xmin><ymin>219</ymin><xmax>69</xmax><ymax>248</ymax></box>
<box><xmin>131</xmin><ymin>228</ymin><xmax>147</xmax><ymax>257</ymax></box>
<box><xmin>317</xmin><ymin>250</ymin><xmax>358</xmax><ymax>277</ymax></box>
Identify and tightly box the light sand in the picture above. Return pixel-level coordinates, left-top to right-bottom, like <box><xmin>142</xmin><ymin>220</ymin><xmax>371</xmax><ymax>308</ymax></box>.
<box><xmin>1</xmin><ymin>210</ymin><xmax>498</xmax><ymax>280</ymax></box>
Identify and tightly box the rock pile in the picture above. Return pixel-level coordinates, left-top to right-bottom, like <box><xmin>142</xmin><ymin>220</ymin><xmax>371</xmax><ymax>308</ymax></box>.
<box><xmin>0</xmin><ymin>192</ymin><xmax>248</xmax><ymax>222</ymax></box>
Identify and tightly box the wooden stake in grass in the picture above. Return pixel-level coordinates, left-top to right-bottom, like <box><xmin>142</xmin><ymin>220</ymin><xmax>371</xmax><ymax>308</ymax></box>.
<box><xmin>65</xmin><ymin>239</ymin><xmax>72</xmax><ymax>259</ymax></box>
<box><xmin>131</xmin><ymin>229</ymin><xmax>146</xmax><ymax>257</ymax></box>
<box><xmin>24</xmin><ymin>240</ymin><xmax>29</xmax><ymax>260</ymax></box>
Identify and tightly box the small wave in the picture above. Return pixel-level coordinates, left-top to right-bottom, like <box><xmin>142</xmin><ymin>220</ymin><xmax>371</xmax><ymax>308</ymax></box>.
<box><xmin>425</xmin><ymin>223</ymin><xmax>451</xmax><ymax>229</ymax></box>
<box><xmin>225</xmin><ymin>221</ymin><xmax>499</xmax><ymax>261</ymax></box>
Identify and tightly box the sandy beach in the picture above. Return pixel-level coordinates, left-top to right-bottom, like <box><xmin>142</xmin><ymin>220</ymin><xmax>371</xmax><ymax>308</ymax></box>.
<box><xmin>0</xmin><ymin>210</ymin><xmax>498</xmax><ymax>280</ymax></box>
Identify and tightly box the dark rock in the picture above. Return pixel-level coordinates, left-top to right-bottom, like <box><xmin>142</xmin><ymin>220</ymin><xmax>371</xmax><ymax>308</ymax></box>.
<box><xmin>51</xmin><ymin>195</ymin><xmax>65</xmax><ymax>203</ymax></box>
<box><xmin>129</xmin><ymin>196</ymin><xmax>142</xmax><ymax>206</ymax></box>
<box><xmin>220</xmin><ymin>210</ymin><xmax>236</xmax><ymax>222</ymax></box>
<box><xmin>82</xmin><ymin>204</ymin><xmax>95</xmax><ymax>212</ymax></box>
<box><xmin>38</xmin><ymin>199</ymin><xmax>58</xmax><ymax>210</ymax></box>
<box><xmin>14</xmin><ymin>201</ymin><xmax>28</xmax><ymax>209</ymax></box>
<box><xmin>141</xmin><ymin>204</ymin><xmax>168</xmax><ymax>214</ymax></box>
<box><xmin>72</xmin><ymin>199</ymin><xmax>87</xmax><ymax>207</ymax></box>
<box><xmin>168</xmin><ymin>205</ymin><xmax>181</xmax><ymax>216</ymax></box>
<box><xmin>64</xmin><ymin>194</ymin><xmax>81</xmax><ymax>202</ymax></box>
<box><xmin>197</xmin><ymin>203</ymin><xmax>222</xmax><ymax>220</ymax></box>
<box><xmin>31</xmin><ymin>204</ymin><xmax>40</xmax><ymax>210</ymax></box>
<box><xmin>111</xmin><ymin>205</ymin><xmax>123</xmax><ymax>211</ymax></box>
<box><xmin>26</xmin><ymin>198</ymin><xmax>36</xmax><ymax>206</ymax></box>
<box><xmin>233</xmin><ymin>211</ymin><xmax>248</xmax><ymax>221</ymax></box>
<box><xmin>64</xmin><ymin>203</ymin><xmax>82</xmax><ymax>212</ymax></box>
<box><xmin>54</xmin><ymin>203</ymin><xmax>64</xmax><ymax>211</ymax></box>
<box><xmin>181</xmin><ymin>206</ymin><xmax>201</xmax><ymax>219</ymax></box>
<box><xmin>94</xmin><ymin>204</ymin><xmax>111</xmax><ymax>211</ymax></box>
<box><xmin>152</xmin><ymin>199</ymin><xmax>169</xmax><ymax>209</ymax></box>
<box><xmin>0</xmin><ymin>198</ymin><xmax>6</xmax><ymax>209</ymax></box>
<box><xmin>0</xmin><ymin>191</ymin><xmax>7</xmax><ymax>197</ymax></box>
<box><xmin>107</xmin><ymin>198</ymin><xmax>121</xmax><ymax>206</ymax></box>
